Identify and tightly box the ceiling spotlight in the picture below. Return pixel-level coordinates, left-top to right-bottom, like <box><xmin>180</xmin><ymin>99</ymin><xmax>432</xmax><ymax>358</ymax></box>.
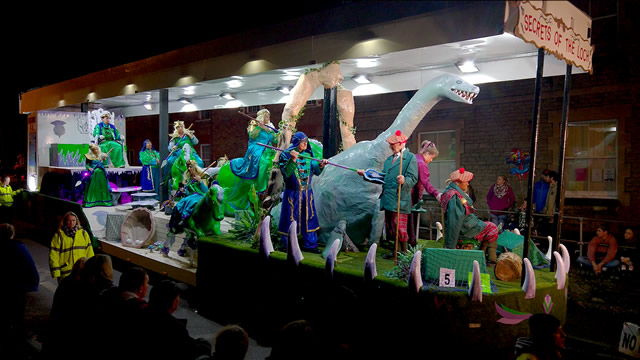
<box><xmin>143</xmin><ymin>102</ymin><xmax>153</xmax><ymax>110</ymax></box>
<box><xmin>277</xmin><ymin>86</ymin><xmax>291</xmax><ymax>94</ymax></box>
<box><xmin>353</xmin><ymin>74</ymin><xmax>371</xmax><ymax>84</ymax></box>
<box><xmin>179</xmin><ymin>97</ymin><xmax>192</xmax><ymax>104</ymax></box>
<box><xmin>455</xmin><ymin>60</ymin><xmax>479</xmax><ymax>73</ymax></box>
<box><xmin>221</xmin><ymin>93</ymin><xmax>235</xmax><ymax>100</ymax></box>
<box><xmin>183</xmin><ymin>86</ymin><xmax>196</xmax><ymax>95</ymax></box>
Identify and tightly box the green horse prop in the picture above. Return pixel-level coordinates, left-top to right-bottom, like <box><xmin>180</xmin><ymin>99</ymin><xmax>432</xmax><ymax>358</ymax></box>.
<box><xmin>162</xmin><ymin>184</ymin><xmax>226</xmax><ymax>259</ymax></box>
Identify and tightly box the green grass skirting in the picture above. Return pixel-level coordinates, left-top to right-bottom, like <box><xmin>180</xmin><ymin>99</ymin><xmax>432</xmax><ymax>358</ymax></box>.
<box><xmin>195</xmin><ymin>234</ymin><xmax>567</xmax><ymax>354</ymax></box>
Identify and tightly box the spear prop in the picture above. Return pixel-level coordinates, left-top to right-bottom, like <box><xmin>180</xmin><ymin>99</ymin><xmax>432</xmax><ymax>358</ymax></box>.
<box><xmin>238</xmin><ymin>111</ymin><xmax>279</xmax><ymax>133</ymax></box>
<box><xmin>256</xmin><ymin>142</ymin><xmax>385</xmax><ymax>184</ymax></box>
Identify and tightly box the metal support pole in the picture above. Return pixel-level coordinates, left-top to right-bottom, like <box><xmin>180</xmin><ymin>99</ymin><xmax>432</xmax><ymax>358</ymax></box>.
<box><xmin>322</xmin><ymin>87</ymin><xmax>339</xmax><ymax>158</ymax></box>
<box><xmin>552</xmin><ymin>63</ymin><xmax>572</xmax><ymax>271</ymax></box>
<box><xmin>159</xmin><ymin>89</ymin><xmax>169</xmax><ymax>203</ymax></box>
<box><xmin>522</xmin><ymin>48</ymin><xmax>545</xmax><ymax>286</ymax></box>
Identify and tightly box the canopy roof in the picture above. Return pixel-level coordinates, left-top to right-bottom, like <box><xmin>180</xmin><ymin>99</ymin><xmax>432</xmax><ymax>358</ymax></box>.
<box><xmin>20</xmin><ymin>1</ymin><xmax>587</xmax><ymax>117</ymax></box>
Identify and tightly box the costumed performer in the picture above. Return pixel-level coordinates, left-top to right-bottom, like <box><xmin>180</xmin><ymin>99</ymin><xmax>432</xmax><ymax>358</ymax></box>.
<box><xmin>83</xmin><ymin>143</ymin><xmax>113</xmax><ymax>208</ymax></box>
<box><xmin>407</xmin><ymin>139</ymin><xmax>440</xmax><ymax>247</ymax></box>
<box><xmin>92</xmin><ymin>112</ymin><xmax>126</xmax><ymax>168</ymax></box>
<box><xmin>169</xmin><ymin>160</ymin><xmax>209</xmax><ymax>231</ymax></box>
<box><xmin>440</xmin><ymin>168</ymin><xmax>498</xmax><ymax>266</ymax></box>
<box><xmin>357</xmin><ymin>130</ymin><xmax>419</xmax><ymax>260</ymax></box>
<box><xmin>139</xmin><ymin>139</ymin><xmax>161</xmax><ymax>196</ymax></box>
<box><xmin>49</xmin><ymin>211</ymin><xmax>95</xmax><ymax>282</ymax></box>
<box><xmin>229</xmin><ymin>109</ymin><xmax>277</xmax><ymax>193</ymax></box>
<box><xmin>278</xmin><ymin>131</ymin><xmax>328</xmax><ymax>254</ymax></box>
<box><xmin>165</xmin><ymin>120</ymin><xmax>204</xmax><ymax>172</ymax></box>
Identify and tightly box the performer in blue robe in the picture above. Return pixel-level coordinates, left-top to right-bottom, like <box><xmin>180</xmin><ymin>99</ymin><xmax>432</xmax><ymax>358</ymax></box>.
<box><xmin>170</xmin><ymin>160</ymin><xmax>209</xmax><ymax>229</ymax></box>
<box><xmin>229</xmin><ymin>109</ymin><xmax>277</xmax><ymax>193</ymax></box>
<box><xmin>278</xmin><ymin>132</ymin><xmax>328</xmax><ymax>253</ymax></box>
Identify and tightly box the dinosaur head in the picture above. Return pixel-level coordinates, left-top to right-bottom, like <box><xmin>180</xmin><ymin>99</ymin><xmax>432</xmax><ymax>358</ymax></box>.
<box><xmin>434</xmin><ymin>74</ymin><xmax>479</xmax><ymax>104</ymax></box>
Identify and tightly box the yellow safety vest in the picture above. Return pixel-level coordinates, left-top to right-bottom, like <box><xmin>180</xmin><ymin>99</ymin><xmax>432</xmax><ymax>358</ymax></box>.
<box><xmin>49</xmin><ymin>229</ymin><xmax>95</xmax><ymax>279</ymax></box>
<box><xmin>0</xmin><ymin>185</ymin><xmax>18</xmax><ymax>207</ymax></box>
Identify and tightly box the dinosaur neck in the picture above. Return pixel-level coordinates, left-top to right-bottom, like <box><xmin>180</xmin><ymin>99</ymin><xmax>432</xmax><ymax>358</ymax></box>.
<box><xmin>372</xmin><ymin>86</ymin><xmax>444</xmax><ymax>160</ymax></box>
<box><xmin>382</xmin><ymin>87</ymin><xmax>443</xmax><ymax>142</ymax></box>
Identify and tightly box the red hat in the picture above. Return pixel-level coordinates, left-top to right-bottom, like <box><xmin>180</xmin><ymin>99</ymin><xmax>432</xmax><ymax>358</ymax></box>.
<box><xmin>386</xmin><ymin>130</ymin><xmax>408</xmax><ymax>144</ymax></box>
<box><xmin>449</xmin><ymin>168</ymin><xmax>474</xmax><ymax>182</ymax></box>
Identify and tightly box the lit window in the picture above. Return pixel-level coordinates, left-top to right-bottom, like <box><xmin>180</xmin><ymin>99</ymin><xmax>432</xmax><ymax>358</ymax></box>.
<box><xmin>565</xmin><ymin>120</ymin><xmax>617</xmax><ymax>199</ymax></box>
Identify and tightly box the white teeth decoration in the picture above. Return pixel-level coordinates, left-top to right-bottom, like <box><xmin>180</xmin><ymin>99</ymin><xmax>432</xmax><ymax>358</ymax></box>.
<box><xmin>451</xmin><ymin>89</ymin><xmax>478</xmax><ymax>102</ymax></box>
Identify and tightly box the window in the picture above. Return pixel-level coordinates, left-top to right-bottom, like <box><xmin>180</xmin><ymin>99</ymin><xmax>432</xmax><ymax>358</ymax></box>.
<box><xmin>200</xmin><ymin>144</ymin><xmax>211</xmax><ymax>164</ymax></box>
<box><xmin>565</xmin><ymin>120</ymin><xmax>617</xmax><ymax>199</ymax></box>
<box><xmin>417</xmin><ymin>130</ymin><xmax>457</xmax><ymax>191</ymax></box>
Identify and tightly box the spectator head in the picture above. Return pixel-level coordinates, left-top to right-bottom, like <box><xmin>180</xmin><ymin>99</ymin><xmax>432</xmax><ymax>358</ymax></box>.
<box><xmin>60</xmin><ymin>211</ymin><xmax>82</xmax><ymax>231</ymax></box>
<box><xmin>214</xmin><ymin>324</ymin><xmax>249</xmax><ymax>360</ymax></box>
<box><xmin>547</xmin><ymin>171</ymin><xmax>560</xmax><ymax>183</ymax></box>
<box><xmin>119</xmin><ymin>267</ymin><xmax>149</xmax><ymax>299</ymax></box>
<box><xmin>497</xmin><ymin>175</ymin><xmax>509</xmax><ymax>186</ymax></box>
<box><xmin>82</xmin><ymin>254</ymin><xmax>114</xmax><ymax>286</ymax></box>
<box><xmin>528</xmin><ymin>313</ymin><xmax>566</xmax><ymax>350</ymax></box>
<box><xmin>596</xmin><ymin>223</ymin><xmax>610</xmax><ymax>238</ymax></box>
<box><xmin>269</xmin><ymin>320</ymin><xmax>316</xmax><ymax>360</ymax></box>
<box><xmin>0</xmin><ymin>223</ymin><xmax>15</xmax><ymax>240</ymax></box>
<box><xmin>69</xmin><ymin>257</ymin><xmax>89</xmax><ymax>282</ymax></box>
<box><xmin>149</xmin><ymin>280</ymin><xmax>181</xmax><ymax>314</ymax></box>
<box><xmin>624</xmin><ymin>228</ymin><xmax>636</xmax><ymax>243</ymax></box>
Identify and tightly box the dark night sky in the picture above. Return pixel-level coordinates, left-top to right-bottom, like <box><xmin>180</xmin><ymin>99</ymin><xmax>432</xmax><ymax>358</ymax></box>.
<box><xmin>2</xmin><ymin>3</ymin><xmax>349</xmax><ymax>167</ymax></box>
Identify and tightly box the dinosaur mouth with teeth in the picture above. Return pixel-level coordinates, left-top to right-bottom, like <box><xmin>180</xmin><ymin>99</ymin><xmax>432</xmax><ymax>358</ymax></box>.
<box><xmin>451</xmin><ymin>88</ymin><xmax>478</xmax><ymax>103</ymax></box>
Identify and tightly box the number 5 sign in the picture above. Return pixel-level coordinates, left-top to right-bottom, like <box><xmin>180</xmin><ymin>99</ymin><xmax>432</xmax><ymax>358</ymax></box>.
<box><xmin>439</xmin><ymin>268</ymin><xmax>455</xmax><ymax>287</ymax></box>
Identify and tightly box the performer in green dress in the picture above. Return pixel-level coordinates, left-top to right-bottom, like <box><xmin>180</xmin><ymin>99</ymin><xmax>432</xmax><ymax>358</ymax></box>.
<box><xmin>92</xmin><ymin>112</ymin><xmax>126</xmax><ymax>168</ymax></box>
<box><xmin>139</xmin><ymin>139</ymin><xmax>160</xmax><ymax>196</ymax></box>
<box><xmin>83</xmin><ymin>143</ymin><xmax>112</xmax><ymax>208</ymax></box>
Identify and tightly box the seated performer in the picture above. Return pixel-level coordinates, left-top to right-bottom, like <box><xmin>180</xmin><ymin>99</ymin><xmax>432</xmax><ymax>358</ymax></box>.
<box><xmin>139</xmin><ymin>139</ymin><xmax>160</xmax><ymax>195</ymax></box>
<box><xmin>83</xmin><ymin>143</ymin><xmax>112</xmax><ymax>208</ymax></box>
<box><xmin>92</xmin><ymin>112</ymin><xmax>126</xmax><ymax>168</ymax></box>
<box><xmin>229</xmin><ymin>109</ymin><xmax>277</xmax><ymax>193</ymax></box>
<box><xmin>169</xmin><ymin>160</ymin><xmax>209</xmax><ymax>231</ymax></box>
<box><xmin>278</xmin><ymin>132</ymin><xmax>328</xmax><ymax>254</ymax></box>
<box><xmin>440</xmin><ymin>168</ymin><xmax>498</xmax><ymax>266</ymax></box>
<box><xmin>357</xmin><ymin>130</ymin><xmax>418</xmax><ymax>260</ymax></box>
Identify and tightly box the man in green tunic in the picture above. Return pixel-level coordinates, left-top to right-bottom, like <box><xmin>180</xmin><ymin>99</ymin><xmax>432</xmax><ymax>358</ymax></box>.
<box><xmin>92</xmin><ymin>113</ymin><xmax>126</xmax><ymax>168</ymax></box>
<box><xmin>359</xmin><ymin>130</ymin><xmax>419</xmax><ymax>260</ymax></box>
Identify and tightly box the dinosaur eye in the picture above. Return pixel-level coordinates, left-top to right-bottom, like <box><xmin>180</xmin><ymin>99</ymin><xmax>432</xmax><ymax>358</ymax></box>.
<box><xmin>456</xmin><ymin>80</ymin><xmax>462</xmax><ymax>84</ymax></box>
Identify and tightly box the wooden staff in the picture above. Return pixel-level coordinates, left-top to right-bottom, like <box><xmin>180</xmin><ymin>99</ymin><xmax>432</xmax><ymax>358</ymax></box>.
<box><xmin>238</xmin><ymin>111</ymin><xmax>279</xmax><ymax>132</ymax></box>
<box><xmin>395</xmin><ymin>152</ymin><xmax>403</xmax><ymax>265</ymax></box>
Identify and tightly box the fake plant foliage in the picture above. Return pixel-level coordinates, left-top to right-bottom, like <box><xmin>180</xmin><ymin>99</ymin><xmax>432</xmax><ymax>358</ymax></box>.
<box><xmin>384</xmin><ymin>244</ymin><xmax>424</xmax><ymax>281</ymax></box>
